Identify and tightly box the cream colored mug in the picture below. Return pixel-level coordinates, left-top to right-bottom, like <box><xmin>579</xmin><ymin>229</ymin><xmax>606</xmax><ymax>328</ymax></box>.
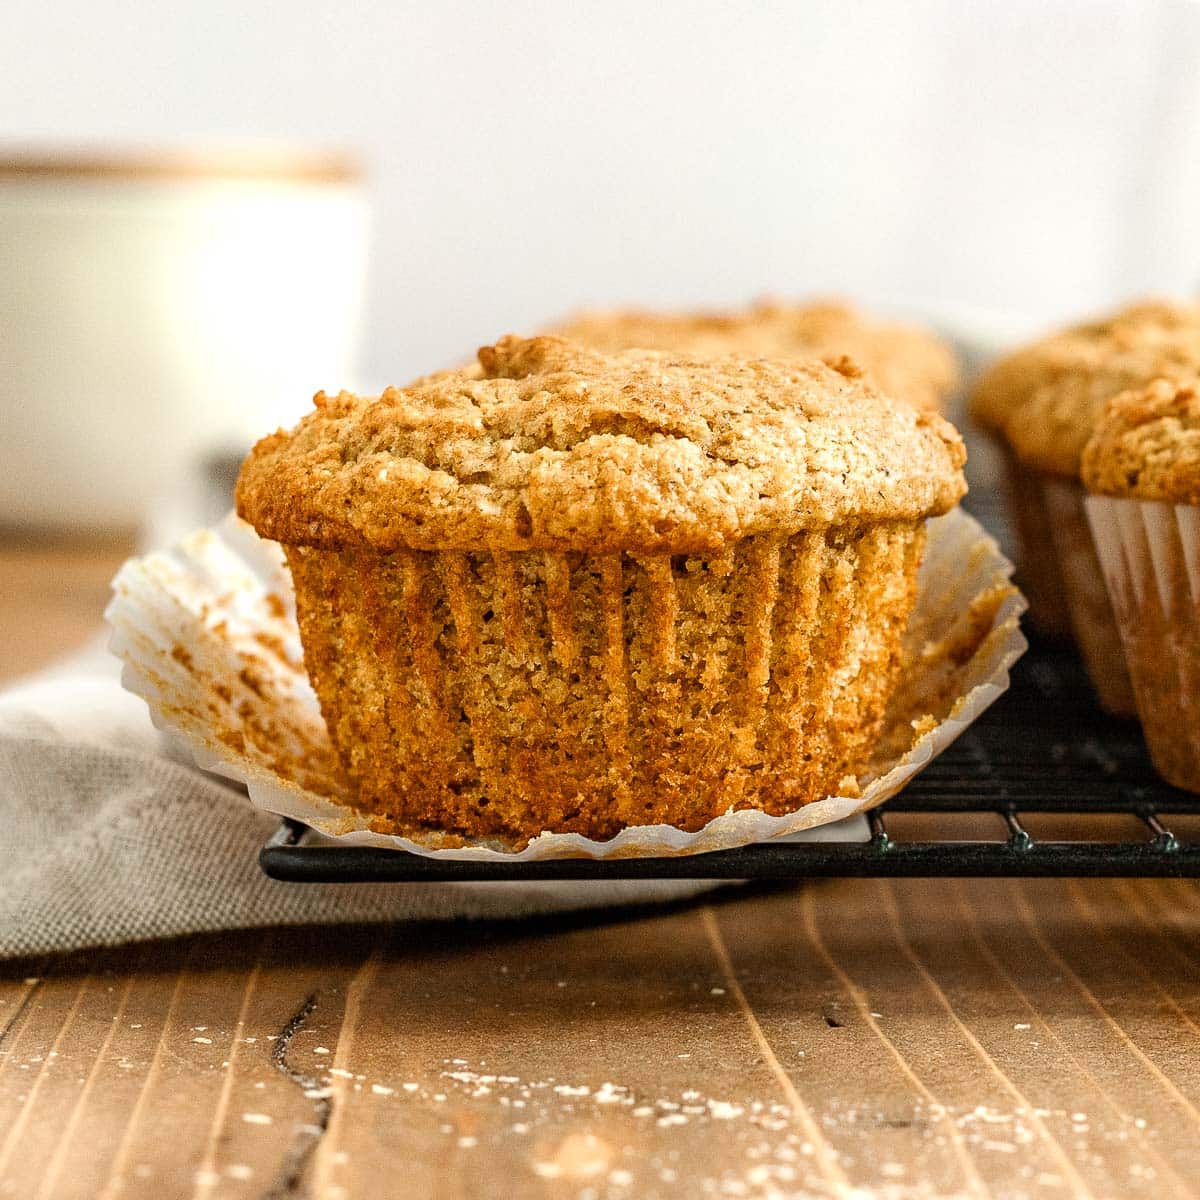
<box><xmin>0</xmin><ymin>147</ymin><xmax>369</xmax><ymax>530</ymax></box>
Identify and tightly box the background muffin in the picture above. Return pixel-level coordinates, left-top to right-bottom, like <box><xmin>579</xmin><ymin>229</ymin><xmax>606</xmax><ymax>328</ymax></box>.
<box><xmin>1083</xmin><ymin>379</ymin><xmax>1200</xmax><ymax>792</ymax></box>
<box><xmin>237</xmin><ymin>335</ymin><xmax>966</xmax><ymax>847</ymax></box>
<box><xmin>550</xmin><ymin>299</ymin><xmax>959</xmax><ymax>414</ymax></box>
<box><xmin>968</xmin><ymin>299</ymin><xmax>1200</xmax><ymax>713</ymax></box>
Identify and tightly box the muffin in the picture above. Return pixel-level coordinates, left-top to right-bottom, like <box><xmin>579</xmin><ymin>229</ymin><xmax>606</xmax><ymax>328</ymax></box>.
<box><xmin>969</xmin><ymin>299</ymin><xmax>1200</xmax><ymax>713</ymax></box>
<box><xmin>236</xmin><ymin>335</ymin><xmax>966</xmax><ymax>846</ymax></box>
<box><xmin>1083</xmin><ymin>379</ymin><xmax>1200</xmax><ymax>791</ymax></box>
<box><xmin>550</xmin><ymin>299</ymin><xmax>959</xmax><ymax>413</ymax></box>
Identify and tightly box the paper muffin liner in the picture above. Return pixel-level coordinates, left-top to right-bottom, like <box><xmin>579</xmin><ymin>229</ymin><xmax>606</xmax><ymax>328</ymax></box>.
<box><xmin>1040</xmin><ymin>476</ymin><xmax>1137</xmax><ymax>715</ymax></box>
<box><xmin>1085</xmin><ymin>496</ymin><xmax>1200</xmax><ymax>791</ymax></box>
<box><xmin>106</xmin><ymin>507</ymin><xmax>1026</xmax><ymax>861</ymax></box>
<box><xmin>998</xmin><ymin>447</ymin><xmax>1073</xmax><ymax>638</ymax></box>
<box><xmin>990</xmin><ymin>443</ymin><xmax>1134</xmax><ymax>712</ymax></box>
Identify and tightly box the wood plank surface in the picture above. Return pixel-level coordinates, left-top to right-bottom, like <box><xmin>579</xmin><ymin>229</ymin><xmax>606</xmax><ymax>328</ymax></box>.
<box><xmin>0</xmin><ymin>533</ymin><xmax>133</xmax><ymax>681</ymax></box>
<box><xmin>4</xmin><ymin>542</ymin><xmax>1200</xmax><ymax>1199</ymax></box>
<box><xmin>0</xmin><ymin>887</ymin><xmax>1198</xmax><ymax>1199</ymax></box>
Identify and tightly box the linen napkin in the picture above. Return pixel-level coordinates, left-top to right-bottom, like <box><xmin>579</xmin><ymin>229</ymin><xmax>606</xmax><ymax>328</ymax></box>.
<box><xmin>1</xmin><ymin>463</ymin><xmax>873</xmax><ymax>959</ymax></box>
<box><xmin>0</xmin><ymin>640</ymin><xmax>769</xmax><ymax>957</ymax></box>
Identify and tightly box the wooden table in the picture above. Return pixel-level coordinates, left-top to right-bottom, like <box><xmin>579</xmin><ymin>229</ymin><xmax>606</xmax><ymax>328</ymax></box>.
<box><xmin>3</xmin><ymin>538</ymin><xmax>1200</xmax><ymax>1200</ymax></box>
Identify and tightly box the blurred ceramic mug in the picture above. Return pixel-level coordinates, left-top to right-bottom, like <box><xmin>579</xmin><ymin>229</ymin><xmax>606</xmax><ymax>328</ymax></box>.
<box><xmin>0</xmin><ymin>146</ymin><xmax>369</xmax><ymax>530</ymax></box>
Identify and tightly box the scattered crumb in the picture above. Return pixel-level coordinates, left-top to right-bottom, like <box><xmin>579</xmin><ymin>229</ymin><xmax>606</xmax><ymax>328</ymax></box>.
<box><xmin>708</xmin><ymin>1100</ymin><xmax>744</xmax><ymax>1120</ymax></box>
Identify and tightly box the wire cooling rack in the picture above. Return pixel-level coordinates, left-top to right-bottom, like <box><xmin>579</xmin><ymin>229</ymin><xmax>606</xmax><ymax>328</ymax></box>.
<box><xmin>257</xmin><ymin>482</ymin><xmax>1200</xmax><ymax>883</ymax></box>
<box><xmin>259</xmin><ymin>635</ymin><xmax>1200</xmax><ymax>883</ymax></box>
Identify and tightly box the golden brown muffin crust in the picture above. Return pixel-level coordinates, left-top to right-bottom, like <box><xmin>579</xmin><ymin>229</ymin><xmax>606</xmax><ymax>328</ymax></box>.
<box><xmin>970</xmin><ymin>299</ymin><xmax>1200</xmax><ymax>478</ymax></box>
<box><xmin>237</xmin><ymin>335</ymin><xmax>966</xmax><ymax>555</ymax></box>
<box><xmin>1082</xmin><ymin>378</ymin><xmax>1200</xmax><ymax>504</ymax></box>
<box><xmin>551</xmin><ymin>299</ymin><xmax>959</xmax><ymax>412</ymax></box>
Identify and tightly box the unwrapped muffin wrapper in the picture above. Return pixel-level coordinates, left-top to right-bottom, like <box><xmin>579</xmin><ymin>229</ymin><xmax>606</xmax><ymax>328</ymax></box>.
<box><xmin>106</xmin><ymin>508</ymin><xmax>1026</xmax><ymax>861</ymax></box>
<box><xmin>1085</xmin><ymin>496</ymin><xmax>1200</xmax><ymax>790</ymax></box>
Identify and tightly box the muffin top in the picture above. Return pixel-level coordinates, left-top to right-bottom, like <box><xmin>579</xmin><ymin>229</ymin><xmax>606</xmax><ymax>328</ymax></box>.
<box><xmin>1081</xmin><ymin>378</ymin><xmax>1200</xmax><ymax>505</ymax></box>
<box><xmin>237</xmin><ymin>335</ymin><xmax>966</xmax><ymax>554</ymax></box>
<box><xmin>550</xmin><ymin>299</ymin><xmax>959</xmax><ymax>413</ymax></box>
<box><xmin>970</xmin><ymin>299</ymin><xmax>1200</xmax><ymax>478</ymax></box>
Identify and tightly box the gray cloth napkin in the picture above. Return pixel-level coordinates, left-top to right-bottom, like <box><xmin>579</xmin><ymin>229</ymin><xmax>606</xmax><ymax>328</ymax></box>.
<box><xmin>1</xmin><ymin>472</ymin><xmax>870</xmax><ymax>959</ymax></box>
<box><xmin>0</xmin><ymin>648</ymin><xmax>735</xmax><ymax>957</ymax></box>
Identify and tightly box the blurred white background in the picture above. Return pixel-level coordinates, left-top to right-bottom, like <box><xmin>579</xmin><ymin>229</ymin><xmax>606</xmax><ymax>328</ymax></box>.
<box><xmin>5</xmin><ymin>0</ymin><xmax>1200</xmax><ymax>386</ymax></box>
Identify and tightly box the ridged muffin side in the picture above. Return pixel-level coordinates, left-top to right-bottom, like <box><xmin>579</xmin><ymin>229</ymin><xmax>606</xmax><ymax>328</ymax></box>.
<box><xmin>284</xmin><ymin>522</ymin><xmax>923</xmax><ymax>843</ymax></box>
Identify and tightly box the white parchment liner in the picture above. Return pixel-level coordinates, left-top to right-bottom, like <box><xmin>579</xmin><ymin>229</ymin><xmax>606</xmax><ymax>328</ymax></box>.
<box><xmin>106</xmin><ymin>508</ymin><xmax>1027</xmax><ymax>860</ymax></box>
<box><xmin>1085</xmin><ymin>496</ymin><xmax>1200</xmax><ymax>791</ymax></box>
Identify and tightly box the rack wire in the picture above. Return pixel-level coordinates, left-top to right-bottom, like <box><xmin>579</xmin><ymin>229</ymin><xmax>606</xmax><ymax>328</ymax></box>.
<box><xmin>258</xmin><ymin>481</ymin><xmax>1200</xmax><ymax>883</ymax></box>
<box><xmin>259</xmin><ymin>636</ymin><xmax>1200</xmax><ymax>883</ymax></box>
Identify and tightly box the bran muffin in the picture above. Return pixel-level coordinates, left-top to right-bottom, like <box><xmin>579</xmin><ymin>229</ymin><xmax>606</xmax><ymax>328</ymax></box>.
<box><xmin>1083</xmin><ymin>379</ymin><xmax>1200</xmax><ymax>791</ymax></box>
<box><xmin>236</xmin><ymin>335</ymin><xmax>966</xmax><ymax>846</ymax></box>
<box><xmin>550</xmin><ymin>299</ymin><xmax>959</xmax><ymax>413</ymax></box>
<box><xmin>969</xmin><ymin>299</ymin><xmax>1200</xmax><ymax>713</ymax></box>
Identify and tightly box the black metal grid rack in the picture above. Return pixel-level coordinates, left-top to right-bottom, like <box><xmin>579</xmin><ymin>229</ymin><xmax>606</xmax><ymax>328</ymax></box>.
<box><xmin>259</xmin><ymin>638</ymin><xmax>1200</xmax><ymax>883</ymax></box>
<box><xmin>258</xmin><ymin>482</ymin><xmax>1200</xmax><ymax>884</ymax></box>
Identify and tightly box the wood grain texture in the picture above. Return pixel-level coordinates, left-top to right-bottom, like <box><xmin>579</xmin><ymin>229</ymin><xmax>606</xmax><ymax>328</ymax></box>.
<box><xmin>6</xmin><ymin>542</ymin><xmax>1200</xmax><ymax>1198</ymax></box>
<box><xmin>0</xmin><ymin>886</ymin><xmax>1197</xmax><ymax>1199</ymax></box>
<box><xmin>0</xmin><ymin>534</ymin><xmax>132</xmax><ymax>682</ymax></box>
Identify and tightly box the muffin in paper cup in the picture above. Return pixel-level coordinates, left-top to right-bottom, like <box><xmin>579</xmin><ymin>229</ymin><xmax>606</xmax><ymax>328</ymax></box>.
<box><xmin>966</xmin><ymin>299</ymin><xmax>1200</xmax><ymax>713</ymax></box>
<box><xmin>106</xmin><ymin>506</ymin><xmax>1025</xmax><ymax>860</ymax></box>
<box><xmin>228</xmin><ymin>336</ymin><xmax>971</xmax><ymax>849</ymax></box>
<box><xmin>1083</xmin><ymin>379</ymin><xmax>1200</xmax><ymax>791</ymax></box>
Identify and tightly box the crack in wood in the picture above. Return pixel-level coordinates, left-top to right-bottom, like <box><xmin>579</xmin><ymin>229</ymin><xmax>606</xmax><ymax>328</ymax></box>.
<box><xmin>260</xmin><ymin>992</ymin><xmax>330</xmax><ymax>1200</ymax></box>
